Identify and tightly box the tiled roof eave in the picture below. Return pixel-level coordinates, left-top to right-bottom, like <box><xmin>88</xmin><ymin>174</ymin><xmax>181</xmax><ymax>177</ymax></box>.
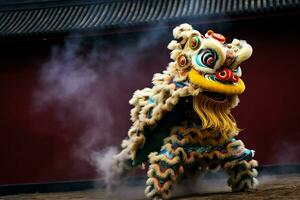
<box><xmin>0</xmin><ymin>0</ymin><xmax>299</xmax><ymax>39</ymax></box>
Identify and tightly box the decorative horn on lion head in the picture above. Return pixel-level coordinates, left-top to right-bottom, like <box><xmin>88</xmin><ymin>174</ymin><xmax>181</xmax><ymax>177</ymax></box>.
<box><xmin>168</xmin><ymin>23</ymin><xmax>253</xmax><ymax>102</ymax></box>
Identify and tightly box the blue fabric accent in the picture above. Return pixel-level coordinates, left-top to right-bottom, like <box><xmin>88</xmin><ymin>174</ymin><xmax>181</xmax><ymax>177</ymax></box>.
<box><xmin>197</xmin><ymin>145</ymin><xmax>213</xmax><ymax>153</ymax></box>
<box><xmin>239</xmin><ymin>149</ymin><xmax>254</xmax><ymax>161</ymax></box>
<box><xmin>225</xmin><ymin>148</ymin><xmax>254</xmax><ymax>162</ymax></box>
<box><xmin>244</xmin><ymin>149</ymin><xmax>252</xmax><ymax>155</ymax></box>
<box><xmin>147</xmin><ymin>110</ymin><xmax>152</xmax><ymax>118</ymax></box>
<box><xmin>175</xmin><ymin>82</ymin><xmax>187</xmax><ymax>88</ymax></box>
<box><xmin>185</xmin><ymin>144</ymin><xmax>214</xmax><ymax>154</ymax></box>
<box><xmin>170</xmin><ymin>79</ymin><xmax>187</xmax><ymax>88</ymax></box>
<box><xmin>172</xmin><ymin>143</ymin><xmax>179</xmax><ymax>149</ymax></box>
<box><xmin>161</xmin><ymin>149</ymin><xmax>167</xmax><ymax>154</ymax></box>
<box><xmin>183</xmin><ymin>137</ymin><xmax>238</xmax><ymax>156</ymax></box>
<box><xmin>161</xmin><ymin>149</ymin><xmax>174</xmax><ymax>159</ymax></box>
<box><xmin>148</xmin><ymin>97</ymin><xmax>155</xmax><ymax>104</ymax></box>
<box><xmin>177</xmin><ymin>132</ymin><xmax>184</xmax><ymax>140</ymax></box>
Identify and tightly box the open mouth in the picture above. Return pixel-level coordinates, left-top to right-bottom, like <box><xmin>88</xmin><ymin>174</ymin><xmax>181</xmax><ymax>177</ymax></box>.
<box><xmin>202</xmin><ymin>91</ymin><xmax>228</xmax><ymax>102</ymax></box>
<box><xmin>188</xmin><ymin>68</ymin><xmax>245</xmax><ymax>95</ymax></box>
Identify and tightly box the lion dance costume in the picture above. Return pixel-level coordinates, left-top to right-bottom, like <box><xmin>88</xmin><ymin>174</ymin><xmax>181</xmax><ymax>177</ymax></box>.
<box><xmin>110</xmin><ymin>24</ymin><xmax>258</xmax><ymax>200</ymax></box>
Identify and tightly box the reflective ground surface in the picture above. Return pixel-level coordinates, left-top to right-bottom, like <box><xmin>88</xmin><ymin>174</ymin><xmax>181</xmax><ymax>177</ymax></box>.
<box><xmin>1</xmin><ymin>174</ymin><xmax>299</xmax><ymax>200</ymax></box>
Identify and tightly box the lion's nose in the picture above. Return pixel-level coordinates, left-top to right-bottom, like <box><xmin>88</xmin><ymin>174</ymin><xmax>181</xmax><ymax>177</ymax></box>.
<box><xmin>216</xmin><ymin>68</ymin><xmax>239</xmax><ymax>83</ymax></box>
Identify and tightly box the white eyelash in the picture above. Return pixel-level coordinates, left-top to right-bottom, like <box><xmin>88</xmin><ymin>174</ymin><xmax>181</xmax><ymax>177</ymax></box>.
<box><xmin>233</xmin><ymin>66</ymin><xmax>242</xmax><ymax>77</ymax></box>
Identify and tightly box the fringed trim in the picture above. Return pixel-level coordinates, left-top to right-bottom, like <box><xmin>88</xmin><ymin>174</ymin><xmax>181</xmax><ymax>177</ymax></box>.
<box><xmin>225</xmin><ymin>159</ymin><xmax>259</xmax><ymax>192</ymax></box>
<box><xmin>146</xmin><ymin>178</ymin><xmax>173</xmax><ymax>193</ymax></box>
<box><xmin>233</xmin><ymin>168</ymin><xmax>258</xmax><ymax>183</ymax></box>
<box><xmin>148</xmin><ymin>164</ymin><xmax>175</xmax><ymax>180</ymax></box>
<box><xmin>193</xmin><ymin>93</ymin><xmax>240</xmax><ymax>136</ymax></box>
<box><xmin>199</xmin><ymin>133</ymin><xmax>228</xmax><ymax>147</ymax></box>
<box><xmin>201</xmin><ymin>151</ymin><xmax>226</xmax><ymax>160</ymax></box>
<box><xmin>161</xmin><ymin>143</ymin><xmax>187</xmax><ymax>161</ymax></box>
<box><xmin>149</xmin><ymin>152</ymin><xmax>181</xmax><ymax>166</ymax></box>
<box><xmin>229</xmin><ymin>176</ymin><xmax>259</xmax><ymax>192</ymax></box>
<box><xmin>185</xmin><ymin>150</ymin><xmax>234</xmax><ymax>161</ymax></box>
<box><xmin>164</xmin><ymin>127</ymin><xmax>230</xmax><ymax>147</ymax></box>
<box><xmin>145</xmin><ymin>185</ymin><xmax>172</xmax><ymax>200</ymax></box>
<box><xmin>224</xmin><ymin>156</ymin><xmax>258</xmax><ymax>170</ymax></box>
<box><xmin>147</xmin><ymin>164</ymin><xmax>184</xmax><ymax>181</ymax></box>
<box><xmin>146</xmin><ymin>141</ymin><xmax>185</xmax><ymax>200</ymax></box>
<box><xmin>163</xmin><ymin>127</ymin><xmax>246</xmax><ymax>162</ymax></box>
<box><xmin>233</xmin><ymin>177</ymin><xmax>259</xmax><ymax>192</ymax></box>
<box><xmin>185</xmin><ymin>151</ymin><xmax>198</xmax><ymax>164</ymax></box>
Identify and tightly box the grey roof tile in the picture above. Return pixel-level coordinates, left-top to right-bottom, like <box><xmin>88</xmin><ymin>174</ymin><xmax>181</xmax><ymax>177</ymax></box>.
<box><xmin>0</xmin><ymin>0</ymin><xmax>299</xmax><ymax>38</ymax></box>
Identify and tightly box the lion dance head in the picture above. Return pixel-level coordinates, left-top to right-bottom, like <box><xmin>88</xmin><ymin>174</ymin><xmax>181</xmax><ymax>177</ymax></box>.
<box><xmin>167</xmin><ymin>23</ymin><xmax>253</xmax><ymax>135</ymax></box>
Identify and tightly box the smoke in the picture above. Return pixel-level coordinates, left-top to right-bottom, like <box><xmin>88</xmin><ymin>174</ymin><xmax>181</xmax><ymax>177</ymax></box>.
<box><xmin>103</xmin><ymin>171</ymin><xmax>230</xmax><ymax>200</ymax></box>
<box><xmin>34</xmin><ymin>38</ymin><xmax>115</xmax><ymax>156</ymax></box>
<box><xmin>171</xmin><ymin>171</ymin><xmax>230</xmax><ymax>198</ymax></box>
<box><xmin>33</xmin><ymin>27</ymin><xmax>168</xmax><ymax>189</ymax></box>
<box><xmin>90</xmin><ymin>146</ymin><xmax>119</xmax><ymax>185</ymax></box>
<box><xmin>273</xmin><ymin>140</ymin><xmax>300</xmax><ymax>164</ymax></box>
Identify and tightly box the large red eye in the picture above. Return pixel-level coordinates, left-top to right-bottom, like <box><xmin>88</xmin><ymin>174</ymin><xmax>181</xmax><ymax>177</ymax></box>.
<box><xmin>189</xmin><ymin>36</ymin><xmax>201</xmax><ymax>50</ymax></box>
<box><xmin>216</xmin><ymin>68</ymin><xmax>233</xmax><ymax>81</ymax></box>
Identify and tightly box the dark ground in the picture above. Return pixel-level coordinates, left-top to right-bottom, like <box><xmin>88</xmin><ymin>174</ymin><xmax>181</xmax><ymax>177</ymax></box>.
<box><xmin>0</xmin><ymin>174</ymin><xmax>299</xmax><ymax>200</ymax></box>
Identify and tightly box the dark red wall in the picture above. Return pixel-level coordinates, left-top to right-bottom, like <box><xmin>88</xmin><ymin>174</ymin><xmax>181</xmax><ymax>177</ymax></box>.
<box><xmin>0</xmin><ymin>14</ymin><xmax>299</xmax><ymax>185</ymax></box>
